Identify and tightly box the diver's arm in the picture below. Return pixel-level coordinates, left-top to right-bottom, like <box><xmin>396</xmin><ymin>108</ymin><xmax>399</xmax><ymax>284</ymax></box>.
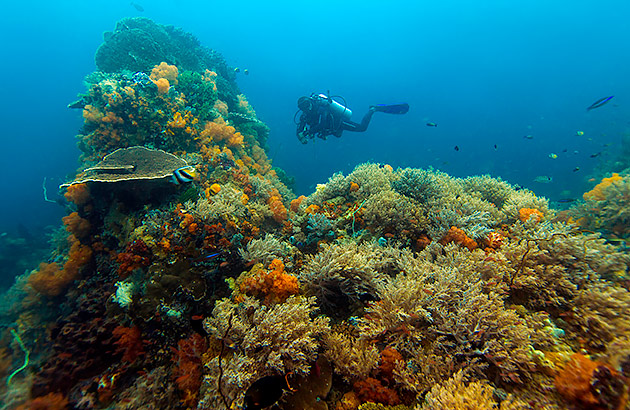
<box><xmin>296</xmin><ymin>114</ymin><xmax>310</xmax><ymax>144</ymax></box>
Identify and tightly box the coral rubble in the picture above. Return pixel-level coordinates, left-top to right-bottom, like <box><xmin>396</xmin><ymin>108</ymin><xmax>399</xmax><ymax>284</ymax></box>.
<box><xmin>1</xmin><ymin>17</ymin><xmax>629</xmax><ymax>410</ymax></box>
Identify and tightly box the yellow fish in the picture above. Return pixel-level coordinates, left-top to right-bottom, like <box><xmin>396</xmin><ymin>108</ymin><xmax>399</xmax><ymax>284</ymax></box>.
<box><xmin>576</xmin><ymin>131</ymin><xmax>584</xmax><ymax>136</ymax></box>
<box><xmin>548</xmin><ymin>153</ymin><xmax>558</xmax><ymax>159</ymax></box>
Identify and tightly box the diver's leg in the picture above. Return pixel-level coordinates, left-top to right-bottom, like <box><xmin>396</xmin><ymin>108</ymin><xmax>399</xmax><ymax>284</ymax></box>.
<box><xmin>342</xmin><ymin>108</ymin><xmax>375</xmax><ymax>132</ymax></box>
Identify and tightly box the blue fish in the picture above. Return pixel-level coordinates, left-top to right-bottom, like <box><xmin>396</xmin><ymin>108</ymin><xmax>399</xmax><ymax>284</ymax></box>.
<box><xmin>587</xmin><ymin>96</ymin><xmax>614</xmax><ymax>111</ymax></box>
<box><xmin>192</xmin><ymin>252</ymin><xmax>222</xmax><ymax>263</ymax></box>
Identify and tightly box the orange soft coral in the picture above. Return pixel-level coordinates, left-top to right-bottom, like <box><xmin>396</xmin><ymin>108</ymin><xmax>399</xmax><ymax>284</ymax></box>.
<box><xmin>28</xmin><ymin>237</ymin><xmax>92</xmax><ymax>297</ymax></box>
<box><xmin>150</xmin><ymin>62</ymin><xmax>179</xmax><ymax>84</ymax></box>
<box><xmin>555</xmin><ymin>353</ymin><xmax>627</xmax><ymax>409</ymax></box>
<box><xmin>64</xmin><ymin>183</ymin><xmax>90</xmax><ymax>206</ymax></box>
<box><xmin>172</xmin><ymin>333</ymin><xmax>206</xmax><ymax>407</ymax></box>
<box><xmin>240</xmin><ymin>259</ymin><xmax>299</xmax><ymax>304</ymax></box>
<box><xmin>200</xmin><ymin>120</ymin><xmax>238</xmax><ymax>145</ymax></box>
<box><xmin>583</xmin><ymin>173</ymin><xmax>624</xmax><ymax>201</ymax></box>
<box><xmin>28</xmin><ymin>262</ymin><xmax>65</xmax><ymax>297</ymax></box>
<box><xmin>378</xmin><ymin>347</ymin><xmax>403</xmax><ymax>382</ymax></box>
<box><xmin>482</xmin><ymin>231</ymin><xmax>504</xmax><ymax>251</ymax></box>
<box><xmin>268</xmin><ymin>195</ymin><xmax>288</xmax><ymax>223</ymax></box>
<box><xmin>14</xmin><ymin>392</ymin><xmax>69</xmax><ymax>410</ymax></box>
<box><xmin>439</xmin><ymin>226</ymin><xmax>477</xmax><ymax>251</ymax></box>
<box><xmin>113</xmin><ymin>326</ymin><xmax>145</xmax><ymax>363</ymax></box>
<box><xmin>62</xmin><ymin>212</ymin><xmax>91</xmax><ymax>239</ymax></box>
<box><xmin>290</xmin><ymin>195</ymin><xmax>307</xmax><ymax>212</ymax></box>
<box><xmin>353</xmin><ymin>377</ymin><xmax>400</xmax><ymax>406</ymax></box>
<box><xmin>519</xmin><ymin>207</ymin><xmax>544</xmax><ymax>223</ymax></box>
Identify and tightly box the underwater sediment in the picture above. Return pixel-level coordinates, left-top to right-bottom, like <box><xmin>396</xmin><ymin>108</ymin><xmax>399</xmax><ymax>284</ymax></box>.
<box><xmin>1</xmin><ymin>17</ymin><xmax>629</xmax><ymax>410</ymax></box>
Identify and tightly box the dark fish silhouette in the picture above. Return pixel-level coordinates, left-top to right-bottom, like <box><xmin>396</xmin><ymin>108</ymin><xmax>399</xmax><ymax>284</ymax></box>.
<box><xmin>426</xmin><ymin>122</ymin><xmax>437</xmax><ymax>127</ymax></box>
<box><xmin>590</xmin><ymin>152</ymin><xmax>602</xmax><ymax>158</ymax></box>
<box><xmin>131</xmin><ymin>2</ymin><xmax>144</xmax><ymax>11</ymax></box>
<box><xmin>587</xmin><ymin>96</ymin><xmax>613</xmax><ymax>111</ymax></box>
<box><xmin>454</xmin><ymin>145</ymin><xmax>460</xmax><ymax>151</ymax></box>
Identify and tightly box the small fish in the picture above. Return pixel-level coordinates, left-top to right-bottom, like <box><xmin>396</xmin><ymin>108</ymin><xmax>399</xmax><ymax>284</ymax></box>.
<box><xmin>573</xmin><ymin>167</ymin><xmax>580</xmax><ymax>172</ymax></box>
<box><xmin>454</xmin><ymin>145</ymin><xmax>460</xmax><ymax>151</ymax></box>
<box><xmin>130</xmin><ymin>1</ymin><xmax>144</xmax><ymax>11</ymax></box>
<box><xmin>533</xmin><ymin>175</ymin><xmax>553</xmax><ymax>183</ymax></box>
<box><xmin>426</xmin><ymin>122</ymin><xmax>438</xmax><ymax>127</ymax></box>
<box><xmin>494</xmin><ymin>144</ymin><xmax>498</xmax><ymax>150</ymax></box>
<box><xmin>523</xmin><ymin>134</ymin><xmax>534</xmax><ymax>140</ymax></box>
<box><xmin>576</xmin><ymin>131</ymin><xmax>584</xmax><ymax>136</ymax></box>
<box><xmin>171</xmin><ymin>166</ymin><xmax>197</xmax><ymax>185</ymax></box>
<box><xmin>548</xmin><ymin>153</ymin><xmax>558</xmax><ymax>159</ymax></box>
<box><xmin>590</xmin><ymin>152</ymin><xmax>602</xmax><ymax>158</ymax></box>
<box><xmin>192</xmin><ymin>252</ymin><xmax>222</xmax><ymax>263</ymax></box>
<box><xmin>234</xmin><ymin>67</ymin><xmax>241</xmax><ymax>73</ymax></box>
<box><xmin>244</xmin><ymin>69</ymin><xmax>249</xmax><ymax>75</ymax></box>
<box><xmin>605</xmin><ymin>238</ymin><xmax>630</xmax><ymax>248</ymax></box>
<box><xmin>556</xmin><ymin>198</ymin><xmax>576</xmax><ymax>203</ymax></box>
<box><xmin>587</xmin><ymin>95</ymin><xmax>614</xmax><ymax>111</ymax></box>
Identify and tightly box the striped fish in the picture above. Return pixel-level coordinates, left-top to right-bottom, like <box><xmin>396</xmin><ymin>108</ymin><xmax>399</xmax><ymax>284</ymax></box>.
<box><xmin>171</xmin><ymin>166</ymin><xmax>197</xmax><ymax>185</ymax></box>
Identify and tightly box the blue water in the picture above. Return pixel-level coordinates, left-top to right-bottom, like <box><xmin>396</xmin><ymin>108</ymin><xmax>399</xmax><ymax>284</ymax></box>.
<box><xmin>1</xmin><ymin>0</ymin><xmax>629</xmax><ymax>237</ymax></box>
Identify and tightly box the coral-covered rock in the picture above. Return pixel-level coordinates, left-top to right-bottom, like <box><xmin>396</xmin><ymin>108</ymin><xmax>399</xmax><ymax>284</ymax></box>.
<box><xmin>31</xmin><ymin>289</ymin><xmax>119</xmax><ymax>397</ymax></box>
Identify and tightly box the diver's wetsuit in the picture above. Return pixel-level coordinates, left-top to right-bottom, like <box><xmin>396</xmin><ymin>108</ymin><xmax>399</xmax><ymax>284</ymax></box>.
<box><xmin>296</xmin><ymin>95</ymin><xmax>376</xmax><ymax>143</ymax></box>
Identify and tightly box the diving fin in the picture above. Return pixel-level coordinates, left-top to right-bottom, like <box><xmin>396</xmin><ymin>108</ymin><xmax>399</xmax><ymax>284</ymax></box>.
<box><xmin>372</xmin><ymin>103</ymin><xmax>409</xmax><ymax>114</ymax></box>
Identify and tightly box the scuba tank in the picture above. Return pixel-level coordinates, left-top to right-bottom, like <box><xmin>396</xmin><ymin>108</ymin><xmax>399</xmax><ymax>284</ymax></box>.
<box><xmin>316</xmin><ymin>93</ymin><xmax>352</xmax><ymax>120</ymax></box>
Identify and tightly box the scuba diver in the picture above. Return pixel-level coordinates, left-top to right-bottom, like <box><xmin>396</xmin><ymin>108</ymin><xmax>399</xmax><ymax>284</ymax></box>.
<box><xmin>295</xmin><ymin>93</ymin><xmax>409</xmax><ymax>144</ymax></box>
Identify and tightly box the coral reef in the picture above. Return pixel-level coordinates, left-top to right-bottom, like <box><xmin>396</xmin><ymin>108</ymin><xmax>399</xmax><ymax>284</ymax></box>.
<box><xmin>2</xmin><ymin>17</ymin><xmax>630</xmax><ymax>410</ymax></box>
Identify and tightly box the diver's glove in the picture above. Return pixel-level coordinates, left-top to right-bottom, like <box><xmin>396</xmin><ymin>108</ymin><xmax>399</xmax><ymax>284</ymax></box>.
<box><xmin>298</xmin><ymin>131</ymin><xmax>308</xmax><ymax>144</ymax></box>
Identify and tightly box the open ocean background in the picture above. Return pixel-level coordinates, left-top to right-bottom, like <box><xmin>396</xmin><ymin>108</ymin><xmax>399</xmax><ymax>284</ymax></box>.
<box><xmin>0</xmin><ymin>0</ymin><xmax>628</xmax><ymax>283</ymax></box>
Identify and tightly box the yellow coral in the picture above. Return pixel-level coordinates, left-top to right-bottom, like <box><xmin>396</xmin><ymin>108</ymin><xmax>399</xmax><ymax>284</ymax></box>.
<box><xmin>154</xmin><ymin>78</ymin><xmax>170</xmax><ymax>94</ymax></box>
<box><xmin>213</xmin><ymin>100</ymin><xmax>229</xmax><ymax>117</ymax></box>
<box><xmin>150</xmin><ymin>62</ymin><xmax>179</xmax><ymax>84</ymax></box>
<box><xmin>82</xmin><ymin>104</ymin><xmax>103</xmax><ymax>123</ymax></box>
<box><xmin>168</xmin><ymin>112</ymin><xmax>186</xmax><ymax>128</ymax></box>
<box><xmin>583</xmin><ymin>173</ymin><xmax>623</xmax><ymax>201</ymax></box>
